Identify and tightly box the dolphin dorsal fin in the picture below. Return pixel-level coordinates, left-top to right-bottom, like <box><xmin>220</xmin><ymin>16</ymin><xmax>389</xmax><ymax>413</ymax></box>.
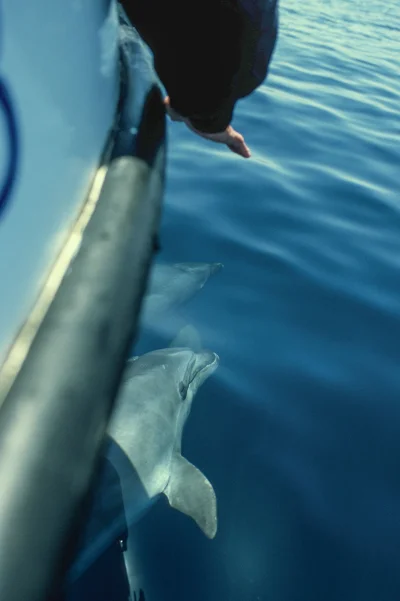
<box><xmin>164</xmin><ymin>454</ymin><xmax>217</xmax><ymax>539</ymax></box>
<box><xmin>169</xmin><ymin>325</ymin><xmax>202</xmax><ymax>352</ymax></box>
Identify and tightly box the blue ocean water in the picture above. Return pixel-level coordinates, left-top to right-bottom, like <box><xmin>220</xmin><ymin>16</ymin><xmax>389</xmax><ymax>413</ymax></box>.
<box><xmin>127</xmin><ymin>1</ymin><xmax>400</xmax><ymax>601</ymax></box>
<box><xmin>72</xmin><ymin>1</ymin><xmax>400</xmax><ymax>600</ymax></box>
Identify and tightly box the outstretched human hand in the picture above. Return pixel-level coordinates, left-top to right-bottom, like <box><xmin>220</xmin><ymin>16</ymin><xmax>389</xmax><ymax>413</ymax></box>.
<box><xmin>164</xmin><ymin>97</ymin><xmax>251</xmax><ymax>159</ymax></box>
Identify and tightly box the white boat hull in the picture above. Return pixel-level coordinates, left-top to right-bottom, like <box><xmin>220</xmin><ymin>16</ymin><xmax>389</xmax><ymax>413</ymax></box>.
<box><xmin>0</xmin><ymin>0</ymin><xmax>120</xmax><ymax>365</ymax></box>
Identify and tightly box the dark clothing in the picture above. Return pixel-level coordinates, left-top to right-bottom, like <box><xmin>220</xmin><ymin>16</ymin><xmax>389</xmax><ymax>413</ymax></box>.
<box><xmin>120</xmin><ymin>0</ymin><xmax>278</xmax><ymax>133</ymax></box>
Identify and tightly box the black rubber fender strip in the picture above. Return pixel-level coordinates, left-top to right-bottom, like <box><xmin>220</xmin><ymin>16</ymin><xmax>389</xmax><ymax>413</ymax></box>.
<box><xmin>0</xmin><ymin>91</ymin><xmax>166</xmax><ymax>601</ymax></box>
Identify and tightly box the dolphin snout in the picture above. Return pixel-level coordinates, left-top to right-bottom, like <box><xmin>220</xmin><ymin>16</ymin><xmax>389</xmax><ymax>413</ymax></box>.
<box><xmin>191</xmin><ymin>351</ymin><xmax>219</xmax><ymax>388</ymax></box>
<box><xmin>175</xmin><ymin>263</ymin><xmax>223</xmax><ymax>277</ymax></box>
<box><xmin>210</xmin><ymin>263</ymin><xmax>223</xmax><ymax>275</ymax></box>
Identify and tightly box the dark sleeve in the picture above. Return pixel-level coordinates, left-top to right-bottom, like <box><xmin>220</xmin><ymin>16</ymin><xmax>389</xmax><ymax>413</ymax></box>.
<box><xmin>120</xmin><ymin>0</ymin><xmax>278</xmax><ymax>133</ymax></box>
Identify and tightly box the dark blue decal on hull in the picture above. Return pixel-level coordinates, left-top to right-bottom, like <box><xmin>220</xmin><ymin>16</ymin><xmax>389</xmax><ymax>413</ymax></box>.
<box><xmin>0</xmin><ymin>78</ymin><xmax>19</xmax><ymax>217</ymax></box>
<box><xmin>1</xmin><ymin>2</ymin><xmax>19</xmax><ymax>217</ymax></box>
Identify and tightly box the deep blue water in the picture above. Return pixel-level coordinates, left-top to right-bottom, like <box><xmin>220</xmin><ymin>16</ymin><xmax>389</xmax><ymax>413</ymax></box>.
<box><xmin>74</xmin><ymin>1</ymin><xmax>400</xmax><ymax>600</ymax></box>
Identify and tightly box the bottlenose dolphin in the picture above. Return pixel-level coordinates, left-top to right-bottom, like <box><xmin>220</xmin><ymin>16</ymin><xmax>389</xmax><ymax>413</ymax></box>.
<box><xmin>69</xmin><ymin>343</ymin><xmax>219</xmax><ymax>582</ymax></box>
<box><xmin>141</xmin><ymin>262</ymin><xmax>223</xmax><ymax>320</ymax></box>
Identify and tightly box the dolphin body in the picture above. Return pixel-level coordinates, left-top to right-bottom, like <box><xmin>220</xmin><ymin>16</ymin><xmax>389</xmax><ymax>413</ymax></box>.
<box><xmin>141</xmin><ymin>262</ymin><xmax>223</xmax><ymax>320</ymax></box>
<box><xmin>69</xmin><ymin>344</ymin><xmax>219</xmax><ymax>582</ymax></box>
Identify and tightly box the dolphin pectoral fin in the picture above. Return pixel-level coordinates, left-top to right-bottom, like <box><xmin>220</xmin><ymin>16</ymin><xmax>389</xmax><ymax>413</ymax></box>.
<box><xmin>164</xmin><ymin>454</ymin><xmax>217</xmax><ymax>539</ymax></box>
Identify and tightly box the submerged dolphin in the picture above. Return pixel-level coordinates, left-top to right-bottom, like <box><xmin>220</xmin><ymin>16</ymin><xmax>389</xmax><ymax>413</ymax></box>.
<box><xmin>141</xmin><ymin>262</ymin><xmax>223</xmax><ymax>320</ymax></box>
<box><xmin>110</xmin><ymin>347</ymin><xmax>219</xmax><ymax>536</ymax></box>
<box><xmin>69</xmin><ymin>344</ymin><xmax>219</xmax><ymax>582</ymax></box>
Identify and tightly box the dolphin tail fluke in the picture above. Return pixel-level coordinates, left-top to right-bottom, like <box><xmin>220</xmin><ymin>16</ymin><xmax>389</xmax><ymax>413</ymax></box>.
<box><xmin>165</xmin><ymin>454</ymin><xmax>217</xmax><ymax>539</ymax></box>
<box><xmin>133</xmin><ymin>590</ymin><xmax>145</xmax><ymax>601</ymax></box>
